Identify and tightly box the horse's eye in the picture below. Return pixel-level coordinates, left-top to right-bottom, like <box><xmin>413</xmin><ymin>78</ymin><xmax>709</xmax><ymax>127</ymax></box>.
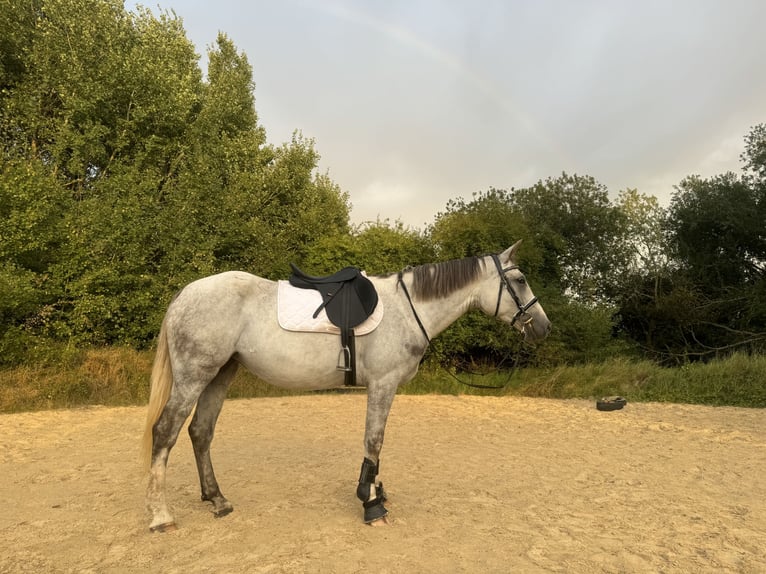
<box><xmin>517</xmin><ymin>277</ymin><xmax>527</xmax><ymax>285</ymax></box>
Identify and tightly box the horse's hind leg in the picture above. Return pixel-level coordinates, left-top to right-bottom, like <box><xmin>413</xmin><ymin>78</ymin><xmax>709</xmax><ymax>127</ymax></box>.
<box><xmin>188</xmin><ymin>359</ymin><xmax>238</xmax><ymax>518</ymax></box>
<box><xmin>146</xmin><ymin>381</ymin><xmax>206</xmax><ymax>532</ymax></box>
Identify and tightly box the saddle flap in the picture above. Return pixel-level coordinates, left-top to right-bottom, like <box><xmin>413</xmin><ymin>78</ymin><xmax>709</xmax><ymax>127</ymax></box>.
<box><xmin>337</xmin><ymin>281</ymin><xmax>377</xmax><ymax>328</ymax></box>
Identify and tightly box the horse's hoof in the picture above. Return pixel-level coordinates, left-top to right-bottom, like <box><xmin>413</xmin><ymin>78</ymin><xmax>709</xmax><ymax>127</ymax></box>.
<box><xmin>363</xmin><ymin>498</ymin><xmax>388</xmax><ymax>524</ymax></box>
<box><xmin>149</xmin><ymin>522</ymin><xmax>177</xmax><ymax>533</ymax></box>
<box><xmin>367</xmin><ymin>516</ymin><xmax>390</xmax><ymax>527</ymax></box>
<box><xmin>213</xmin><ymin>506</ymin><xmax>234</xmax><ymax>518</ymax></box>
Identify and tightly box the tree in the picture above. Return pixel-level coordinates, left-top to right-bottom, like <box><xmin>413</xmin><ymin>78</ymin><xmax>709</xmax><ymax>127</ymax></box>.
<box><xmin>429</xmin><ymin>188</ymin><xmax>540</xmax><ymax>267</ymax></box>
<box><xmin>616</xmin><ymin>126</ymin><xmax>766</xmax><ymax>361</ymax></box>
<box><xmin>742</xmin><ymin>123</ymin><xmax>766</xmax><ymax>183</ymax></box>
<box><xmin>669</xmin><ymin>172</ymin><xmax>764</xmax><ymax>288</ymax></box>
<box><xmin>0</xmin><ymin>1</ymin><xmax>350</xmax><ymax>358</ymax></box>
<box><xmin>510</xmin><ymin>173</ymin><xmax>624</xmax><ymax>302</ymax></box>
<box><xmin>613</xmin><ymin>188</ymin><xmax>668</xmax><ymax>278</ymax></box>
<box><xmin>301</xmin><ymin>219</ymin><xmax>435</xmax><ymax>275</ymax></box>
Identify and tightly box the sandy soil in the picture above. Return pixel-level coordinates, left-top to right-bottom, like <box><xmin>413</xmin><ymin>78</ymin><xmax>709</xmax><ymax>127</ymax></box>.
<box><xmin>1</xmin><ymin>394</ymin><xmax>765</xmax><ymax>573</ymax></box>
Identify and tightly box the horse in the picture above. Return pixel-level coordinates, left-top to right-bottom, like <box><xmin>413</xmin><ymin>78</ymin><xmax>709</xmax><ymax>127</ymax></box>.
<box><xmin>141</xmin><ymin>241</ymin><xmax>551</xmax><ymax>532</ymax></box>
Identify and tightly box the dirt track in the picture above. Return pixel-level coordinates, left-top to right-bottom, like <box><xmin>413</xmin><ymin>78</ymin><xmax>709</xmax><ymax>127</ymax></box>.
<box><xmin>2</xmin><ymin>395</ymin><xmax>765</xmax><ymax>573</ymax></box>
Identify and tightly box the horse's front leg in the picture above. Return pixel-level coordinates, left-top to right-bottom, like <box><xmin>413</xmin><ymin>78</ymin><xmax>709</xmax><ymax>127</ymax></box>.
<box><xmin>356</xmin><ymin>380</ymin><xmax>397</xmax><ymax>524</ymax></box>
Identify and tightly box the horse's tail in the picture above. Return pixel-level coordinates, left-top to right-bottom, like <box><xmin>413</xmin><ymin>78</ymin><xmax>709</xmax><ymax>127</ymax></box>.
<box><xmin>141</xmin><ymin>318</ymin><xmax>173</xmax><ymax>471</ymax></box>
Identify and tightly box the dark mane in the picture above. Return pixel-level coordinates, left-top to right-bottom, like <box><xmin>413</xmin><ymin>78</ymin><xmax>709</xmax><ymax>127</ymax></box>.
<box><xmin>410</xmin><ymin>256</ymin><xmax>484</xmax><ymax>301</ymax></box>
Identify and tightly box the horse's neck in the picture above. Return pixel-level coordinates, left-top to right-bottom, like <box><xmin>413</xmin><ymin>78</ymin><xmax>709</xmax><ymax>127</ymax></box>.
<box><xmin>407</xmin><ymin>277</ymin><xmax>482</xmax><ymax>339</ymax></box>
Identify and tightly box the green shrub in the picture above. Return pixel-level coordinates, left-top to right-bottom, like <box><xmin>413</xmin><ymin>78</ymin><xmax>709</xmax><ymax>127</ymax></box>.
<box><xmin>2</xmin><ymin>349</ymin><xmax>764</xmax><ymax>413</ymax></box>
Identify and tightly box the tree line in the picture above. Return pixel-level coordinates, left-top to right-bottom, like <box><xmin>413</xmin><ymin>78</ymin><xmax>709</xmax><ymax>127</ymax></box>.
<box><xmin>2</xmin><ymin>0</ymin><xmax>764</xmax><ymax>368</ymax></box>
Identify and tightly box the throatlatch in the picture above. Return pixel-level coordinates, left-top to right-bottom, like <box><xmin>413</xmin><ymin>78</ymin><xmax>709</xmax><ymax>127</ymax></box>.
<box><xmin>356</xmin><ymin>457</ymin><xmax>388</xmax><ymax>523</ymax></box>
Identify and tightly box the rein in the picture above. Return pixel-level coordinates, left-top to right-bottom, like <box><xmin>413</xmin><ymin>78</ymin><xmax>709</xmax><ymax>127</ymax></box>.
<box><xmin>441</xmin><ymin>351</ymin><xmax>519</xmax><ymax>390</ymax></box>
<box><xmin>397</xmin><ymin>271</ymin><xmax>430</xmax><ymax>345</ymax></box>
<box><xmin>397</xmin><ymin>254</ymin><xmax>538</xmax><ymax>391</ymax></box>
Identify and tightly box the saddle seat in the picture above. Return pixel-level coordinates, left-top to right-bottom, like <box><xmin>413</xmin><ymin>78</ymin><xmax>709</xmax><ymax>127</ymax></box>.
<box><xmin>289</xmin><ymin>264</ymin><xmax>363</xmax><ymax>285</ymax></box>
<box><xmin>288</xmin><ymin>264</ymin><xmax>379</xmax><ymax>386</ymax></box>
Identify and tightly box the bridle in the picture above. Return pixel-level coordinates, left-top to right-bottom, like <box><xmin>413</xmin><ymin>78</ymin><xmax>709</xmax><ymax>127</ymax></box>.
<box><xmin>489</xmin><ymin>253</ymin><xmax>539</xmax><ymax>329</ymax></box>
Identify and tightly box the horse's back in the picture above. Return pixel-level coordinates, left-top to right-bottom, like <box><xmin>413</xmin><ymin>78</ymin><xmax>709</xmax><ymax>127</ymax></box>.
<box><xmin>165</xmin><ymin>271</ymin><xmax>274</xmax><ymax>352</ymax></box>
<box><xmin>186</xmin><ymin>270</ymin><xmax>271</xmax><ymax>294</ymax></box>
<box><xmin>176</xmin><ymin>271</ymin><xmax>272</xmax><ymax>304</ymax></box>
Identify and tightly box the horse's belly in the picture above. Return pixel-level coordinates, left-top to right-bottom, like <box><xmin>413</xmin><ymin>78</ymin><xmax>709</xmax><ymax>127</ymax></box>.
<box><xmin>235</xmin><ymin>331</ymin><xmax>350</xmax><ymax>390</ymax></box>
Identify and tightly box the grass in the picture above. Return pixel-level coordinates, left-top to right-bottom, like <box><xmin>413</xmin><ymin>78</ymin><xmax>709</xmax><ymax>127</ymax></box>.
<box><xmin>406</xmin><ymin>354</ymin><xmax>766</xmax><ymax>408</ymax></box>
<box><xmin>1</xmin><ymin>349</ymin><xmax>765</xmax><ymax>413</ymax></box>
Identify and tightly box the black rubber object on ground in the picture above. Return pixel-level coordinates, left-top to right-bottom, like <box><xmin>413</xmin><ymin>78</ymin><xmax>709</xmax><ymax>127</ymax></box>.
<box><xmin>596</xmin><ymin>396</ymin><xmax>627</xmax><ymax>411</ymax></box>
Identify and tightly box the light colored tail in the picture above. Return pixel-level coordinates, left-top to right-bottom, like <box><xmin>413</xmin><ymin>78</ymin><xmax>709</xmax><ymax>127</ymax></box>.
<box><xmin>141</xmin><ymin>319</ymin><xmax>173</xmax><ymax>471</ymax></box>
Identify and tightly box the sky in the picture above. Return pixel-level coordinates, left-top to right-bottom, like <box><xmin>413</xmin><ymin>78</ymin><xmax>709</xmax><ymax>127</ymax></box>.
<box><xmin>132</xmin><ymin>0</ymin><xmax>766</xmax><ymax>228</ymax></box>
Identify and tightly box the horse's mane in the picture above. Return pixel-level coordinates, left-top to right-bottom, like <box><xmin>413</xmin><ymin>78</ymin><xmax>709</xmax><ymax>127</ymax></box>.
<box><xmin>409</xmin><ymin>256</ymin><xmax>484</xmax><ymax>301</ymax></box>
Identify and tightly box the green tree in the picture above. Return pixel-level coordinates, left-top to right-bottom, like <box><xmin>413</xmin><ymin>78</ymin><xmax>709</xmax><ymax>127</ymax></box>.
<box><xmin>742</xmin><ymin>123</ymin><xmax>766</xmax><ymax>183</ymax></box>
<box><xmin>616</xmin><ymin>126</ymin><xmax>766</xmax><ymax>361</ymax></box>
<box><xmin>669</xmin><ymin>172</ymin><xmax>764</xmax><ymax>288</ymax></box>
<box><xmin>255</xmin><ymin>135</ymin><xmax>350</xmax><ymax>277</ymax></box>
<box><xmin>301</xmin><ymin>219</ymin><xmax>434</xmax><ymax>275</ymax></box>
<box><xmin>613</xmin><ymin>188</ymin><xmax>668</xmax><ymax>278</ymax></box>
<box><xmin>510</xmin><ymin>173</ymin><xmax>624</xmax><ymax>302</ymax></box>
<box><xmin>429</xmin><ymin>188</ymin><xmax>540</xmax><ymax>267</ymax></box>
<box><xmin>0</xmin><ymin>1</ymin><xmax>350</xmax><ymax>358</ymax></box>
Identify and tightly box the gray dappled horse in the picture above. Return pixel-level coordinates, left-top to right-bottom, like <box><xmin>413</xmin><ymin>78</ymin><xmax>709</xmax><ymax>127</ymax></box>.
<box><xmin>142</xmin><ymin>242</ymin><xmax>551</xmax><ymax>532</ymax></box>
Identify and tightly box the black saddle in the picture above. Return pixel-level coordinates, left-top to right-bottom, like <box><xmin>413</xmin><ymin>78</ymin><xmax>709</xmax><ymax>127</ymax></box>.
<box><xmin>289</xmin><ymin>264</ymin><xmax>379</xmax><ymax>385</ymax></box>
<box><xmin>289</xmin><ymin>265</ymin><xmax>363</xmax><ymax>285</ymax></box>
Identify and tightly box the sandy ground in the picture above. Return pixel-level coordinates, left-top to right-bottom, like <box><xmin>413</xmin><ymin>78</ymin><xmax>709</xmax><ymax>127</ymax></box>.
<box><xmin>1</xmin><ymin>394</ymin><xmax>765</xmax><ymax>573</ymax></box>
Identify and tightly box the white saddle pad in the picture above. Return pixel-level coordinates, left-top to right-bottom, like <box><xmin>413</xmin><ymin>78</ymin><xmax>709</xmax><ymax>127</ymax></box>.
<box><xmin>277</xmin><ymin>280</ymin><xmax>384</xmax><ymax>335</ymax></box>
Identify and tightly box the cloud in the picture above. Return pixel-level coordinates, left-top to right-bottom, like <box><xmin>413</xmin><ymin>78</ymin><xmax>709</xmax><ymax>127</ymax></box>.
<box><xmin>130</xmin><ymin>0</ymin><xmax>766</xmax><ymax>226</ymax></box>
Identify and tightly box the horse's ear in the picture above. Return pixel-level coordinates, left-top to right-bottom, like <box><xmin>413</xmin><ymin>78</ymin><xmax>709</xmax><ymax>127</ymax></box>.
<box><xmin>500</xmin><ymin>240</ymin><xmax>523</xmax><ymax>264</ymax></box>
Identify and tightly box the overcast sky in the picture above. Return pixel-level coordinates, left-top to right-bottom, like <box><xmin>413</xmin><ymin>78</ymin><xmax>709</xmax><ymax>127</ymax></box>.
<box><xmin>135</xmin><ymin>0</ymin><xmax>766</xmax><ymax>228</ymax></box>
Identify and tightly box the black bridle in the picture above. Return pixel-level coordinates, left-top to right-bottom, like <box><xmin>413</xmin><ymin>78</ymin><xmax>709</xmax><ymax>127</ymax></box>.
<box><xmin>489</xmin><ymin>253</ymin><xmax>539</xmax><ymax>327</ymax></box>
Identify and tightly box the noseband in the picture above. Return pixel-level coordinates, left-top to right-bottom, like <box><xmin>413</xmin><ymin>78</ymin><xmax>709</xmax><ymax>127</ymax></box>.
<box><xmin>490</xmin><ymin>254</ymin><xmax>539</xmax><ymax>327</ymax></box>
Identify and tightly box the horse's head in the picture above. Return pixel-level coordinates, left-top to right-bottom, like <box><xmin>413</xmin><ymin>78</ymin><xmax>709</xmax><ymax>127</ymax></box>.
<box><xmin>479</xmin><ymin>241</ymin><xmax>551</xmax><ymax>342</ymax></box>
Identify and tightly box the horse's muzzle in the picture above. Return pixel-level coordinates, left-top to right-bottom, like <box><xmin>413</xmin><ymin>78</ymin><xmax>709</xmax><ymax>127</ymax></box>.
<box><xmin>522</xmin><ymin>316</ymin><xmax>552</xmax><ymax>342</ymax></box>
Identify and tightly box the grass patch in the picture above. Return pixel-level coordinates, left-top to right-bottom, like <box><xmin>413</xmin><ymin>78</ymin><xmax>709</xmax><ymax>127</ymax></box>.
<box><xmin>0</xmin><ymin>347</ymin><xmax>301</xmax><ymax>413</ymax></box>
<box><xmin>0</xmin><ymin>347</ymin><xmax>153</xmax><ymax>412</ymax></box>
<box><xmin>1</xmin><ymin>350</ymin><xmax>764</xmax><ymax>413</ymax></box>
<box><xmin>402</xmin><ymin>354</ymin><xmax>766</xmax><ymax>408</ymax></box>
